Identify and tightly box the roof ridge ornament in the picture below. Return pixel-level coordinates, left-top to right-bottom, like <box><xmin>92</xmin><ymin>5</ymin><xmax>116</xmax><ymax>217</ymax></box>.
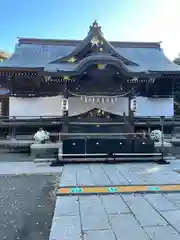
<box><xmin>89</xmin><ymin>20</ymin><xmax>102</xmax><ymax>33</ymax></box>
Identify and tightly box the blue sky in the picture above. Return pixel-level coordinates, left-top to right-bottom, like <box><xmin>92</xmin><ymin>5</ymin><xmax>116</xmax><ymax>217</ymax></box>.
<box><xmin>0</xmin><ymin>0</ymin><xmax>179</xmax><ymax>60</ymax></box>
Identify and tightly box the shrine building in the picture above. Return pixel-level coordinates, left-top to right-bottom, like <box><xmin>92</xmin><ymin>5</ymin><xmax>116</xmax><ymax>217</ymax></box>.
<box><xmin>0</xmin><ymin>21</ymin><xmax>179</xmax><ymax>133</ymax></box>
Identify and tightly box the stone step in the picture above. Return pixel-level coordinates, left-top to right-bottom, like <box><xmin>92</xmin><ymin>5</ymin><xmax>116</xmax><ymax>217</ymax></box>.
<box><xmin>33</xmin><ymin>158</ymin><xmax>55</xmax><ymax>163</ymax></box>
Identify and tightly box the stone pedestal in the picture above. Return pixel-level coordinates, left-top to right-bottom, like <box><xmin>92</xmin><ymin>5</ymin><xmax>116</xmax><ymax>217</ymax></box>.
<box><xmin>155</xmin><ymin>141</ymin><xmax>173</xmax><ymax>159</ymax></box>
<box><xmin>31</xmin><ymin>142</ymin><xmax>63</xmax><ymax>159</ymax></box>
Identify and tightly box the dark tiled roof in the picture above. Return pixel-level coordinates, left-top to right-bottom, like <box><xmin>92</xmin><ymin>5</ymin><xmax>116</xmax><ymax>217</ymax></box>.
<box><xmin>0</xmin><ymin>38</ymin><xmax>179</xmax><ymax>73</ymax></box>
<box><xmin>18</xmin><ymin>38</ymin><xmax>160</xmax><ymax>49</ymax></box>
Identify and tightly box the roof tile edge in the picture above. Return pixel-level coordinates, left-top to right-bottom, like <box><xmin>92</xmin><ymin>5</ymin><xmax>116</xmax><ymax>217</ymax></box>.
<box><xmin>18</xmin><ymin>38</ymin><xmax>161</xmax><ymax>49</ymax></box>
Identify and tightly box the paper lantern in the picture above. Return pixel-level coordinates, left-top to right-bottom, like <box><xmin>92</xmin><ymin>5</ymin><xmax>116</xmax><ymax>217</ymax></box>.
<box><xmin>62</xmin><ymin>98</ymin><xmax>68</xmax><ymax>111</ymax></box>
<box><xmin>130</xmin><ymin>99</ymin><xmax>137</xmax><ymax>112</ymax></box>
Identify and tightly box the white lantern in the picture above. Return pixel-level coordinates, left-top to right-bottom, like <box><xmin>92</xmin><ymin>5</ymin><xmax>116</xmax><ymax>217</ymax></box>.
<box><xmin>62</xmin><ymin>98</ymin><xmax>68</xmax><ymax>111</ymax></box>
<box><xmin>130</xmin><ymin>98</ymin><xmax>136</xmax><ymax>112</ymax></box>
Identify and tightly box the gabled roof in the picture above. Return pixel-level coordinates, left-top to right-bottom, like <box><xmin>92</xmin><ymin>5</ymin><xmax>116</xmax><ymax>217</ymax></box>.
<box><xmin>51</xmin><ymin>21</ymin><xmax>138</xmax><ymax>66</ymax></box>
<box><xmin>44</xmin><ymin>53</ymin><xmax>144</xmax><ymax>77</ymax></box>
<box><xmin>69</xmin><ymin>108</ymin><xmax>122</xmax><ymax>118</ymax></box>
<box><xmin>0</xmin><ymin>21</ymin><xmax>180</xmax><ymax>74</ymax></box>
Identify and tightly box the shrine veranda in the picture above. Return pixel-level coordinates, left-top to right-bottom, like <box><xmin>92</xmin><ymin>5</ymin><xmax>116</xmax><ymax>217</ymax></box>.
<box><xmin>0</xmin><ymin>21</ymin><xmax>179</xmax><ymax>136</ymax></box>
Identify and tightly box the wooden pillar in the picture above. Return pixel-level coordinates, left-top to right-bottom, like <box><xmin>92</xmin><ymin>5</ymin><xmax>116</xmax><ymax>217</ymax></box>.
<box><xmin>62</xmin><ymin>81</ymin><xmax>69</xmax><ymax>134</ymax></box>
<box><xmin>147</xmin><ymin>116</ymin><xmax>151</xmax><ymax>135</ymax></box>
<box><xmin>128</xmin><ymin>92</ymin><xmax>135</xmax><ymax>133</ymax></box>
<box><xmin>1</xmin><ymin>96</ymin><xmax>9</xmax><ymax>116</ymax></box>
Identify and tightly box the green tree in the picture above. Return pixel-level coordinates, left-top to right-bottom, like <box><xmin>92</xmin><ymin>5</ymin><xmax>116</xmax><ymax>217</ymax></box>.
<box><xmin>174</xmin><ymin>54</ymin><xmax>180</xmax><ymax>65</ymax></box>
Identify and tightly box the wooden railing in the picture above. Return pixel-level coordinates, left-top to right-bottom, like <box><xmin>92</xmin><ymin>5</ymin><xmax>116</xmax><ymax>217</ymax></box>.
<box><xmin>0</xmin><ymin>115</ymin><xmax>179</xmax><ymax>120</ymax></box>
<box><xmin>0</xmin><ymin>115</ymin><xmax>179</xmax><ymax>125</ymax></box>
<box><xmin>0</xmin><ymin>115</ymin><xmax>63</xmax><ymax>121</ymax></box>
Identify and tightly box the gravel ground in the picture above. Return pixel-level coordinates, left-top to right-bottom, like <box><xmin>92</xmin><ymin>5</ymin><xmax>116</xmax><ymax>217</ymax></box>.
<box><xmin>0</xmin><ymin>174</ymin><xmax>60</xmax><ymax>240</ymax></box>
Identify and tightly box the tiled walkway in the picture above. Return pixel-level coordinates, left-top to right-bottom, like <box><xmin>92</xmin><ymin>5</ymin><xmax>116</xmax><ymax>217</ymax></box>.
<box><xmin>50</xmin><ymin>161</ymin><xmax>180</xmax><ymax>240</ymax></box>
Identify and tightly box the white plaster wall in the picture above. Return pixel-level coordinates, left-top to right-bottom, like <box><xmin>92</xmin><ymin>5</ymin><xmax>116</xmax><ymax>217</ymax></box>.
<box><xmin>9</xmin><ymin>95</ymin><xmax>63</xmax><ymax>118</ymax></box>
<box><xmin>10</xmin><ymin>96</ymin><xmax>172</xmax><ymax>118</ymax></box>
<box><xmin>68</xmin><ymin>97</ymin><xmax>129</xmax><ymax>116</ymax></box>
<box><xmin>135</xmin><ymin>97</ymin><xmax>174</xmax><ymax>117</ymax></box>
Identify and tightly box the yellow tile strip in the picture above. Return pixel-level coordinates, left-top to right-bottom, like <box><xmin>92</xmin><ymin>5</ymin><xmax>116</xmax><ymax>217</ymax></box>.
<box><xmin>57</xmin><ymin>184</ymin><xmax>180</xmax><ymax>196</ymax></box>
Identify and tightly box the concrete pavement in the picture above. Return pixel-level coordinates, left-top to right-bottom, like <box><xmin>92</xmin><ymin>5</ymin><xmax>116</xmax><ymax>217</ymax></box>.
<box><xmin>50</xmin><ymin>161</ymin><xmax>180</xmax><ymax>240</ymax></box>
<box><xmin>1</xmin><ymin>158</ymin><xmax>180</xmax><ymax>239</ymax></box>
